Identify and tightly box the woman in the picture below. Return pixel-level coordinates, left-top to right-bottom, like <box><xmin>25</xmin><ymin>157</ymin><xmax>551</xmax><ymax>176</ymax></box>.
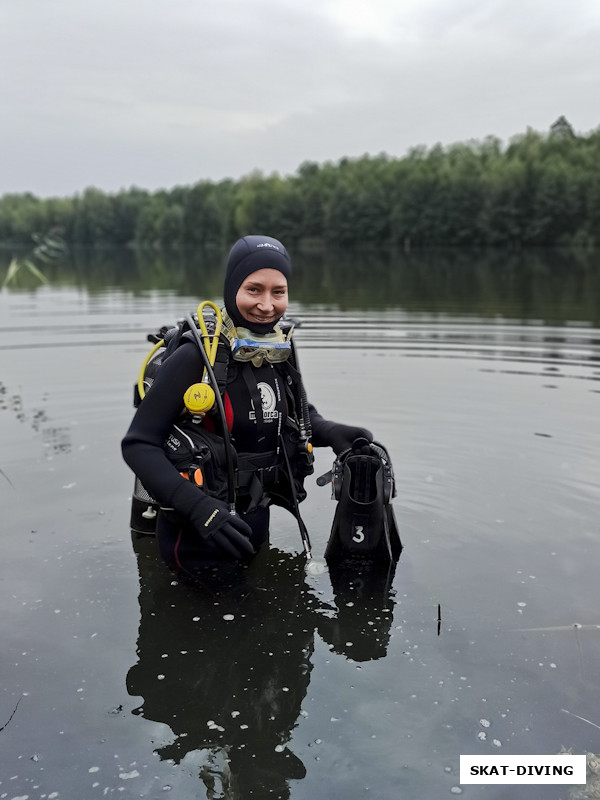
<box><xmin>122</xmin><ymin>235</ymin><xmax>372</xmax><ymax>576</ymax></box>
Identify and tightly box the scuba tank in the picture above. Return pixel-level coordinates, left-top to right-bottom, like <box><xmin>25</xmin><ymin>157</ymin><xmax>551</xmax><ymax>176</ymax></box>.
<box><xmin>131</xmin><ymin>475</ymin><xmax>160</xmax><ymax>535</ymax></box>
<box><xmin>320</xmin><ymin>438</ymin><xmax>402</xmax><ymax>564</ymax></box>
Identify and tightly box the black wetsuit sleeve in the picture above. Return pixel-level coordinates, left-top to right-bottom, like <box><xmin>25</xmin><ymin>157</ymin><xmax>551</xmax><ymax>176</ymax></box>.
<box><xmin>307</xmin><ymin>398</ymin><xmax>374</xmax><ymax>452</ymax></box>
<box><xmin>307</xmin><ymin>403</ymin><xmax>336</xmax><ymax>448</ymax></box>
<box><xmin>121</xmin><ymin>341</ymin><xmax>208</xmax><ymax>516</ymax></box>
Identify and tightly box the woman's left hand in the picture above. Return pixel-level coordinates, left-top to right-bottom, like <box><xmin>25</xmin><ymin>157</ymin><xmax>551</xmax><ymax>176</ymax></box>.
<box><xmin>324</xmin><ymin>422</ymin><xmax>373</xmax><ymax>455</ymax></box>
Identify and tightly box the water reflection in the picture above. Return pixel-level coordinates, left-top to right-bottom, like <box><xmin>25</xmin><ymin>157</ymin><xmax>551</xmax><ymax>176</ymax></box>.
<box><xmin>40</xmin><ymin>425</ymin><xmax>72</xmax><ymax>455</ymax></box>
<box><xmin>324</xmin><ymin>561</ymin><xmax>397</xmax><ymax>661</ymax></box>
<box><xmin>127</xmin><ymin>533</ymin><xmax>397</xmax><ymax>797</ymax></box>
<box><xmin>0</xmin><ymin>380</ymin><xmax>72</xmax><ymax>455</ymax></box>
<box><xmin>2</xmin><ymin>245</ymin><xmax>598</xmax><ymax>324</ymax></box>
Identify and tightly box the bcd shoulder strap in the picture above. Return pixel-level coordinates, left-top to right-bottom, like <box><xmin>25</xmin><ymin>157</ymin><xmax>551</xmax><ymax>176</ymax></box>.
<box><xmin>179</xmin><ymin>326</ymin><xmax>231</xmax><ymax>399</ymax></box>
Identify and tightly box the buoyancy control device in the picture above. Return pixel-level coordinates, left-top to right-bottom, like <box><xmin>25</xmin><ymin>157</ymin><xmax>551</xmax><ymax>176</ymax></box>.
<box><xmin>129</xmin><ymin>304</ymin><xmax>314</xmax><ymax>544</ymax></box>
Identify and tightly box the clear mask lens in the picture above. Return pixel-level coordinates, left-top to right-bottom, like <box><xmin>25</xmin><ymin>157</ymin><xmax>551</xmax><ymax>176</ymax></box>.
<box><xmin>231</xmin><ymin>338</ymin><xmax>292</xmax><ymax>364</ymax></box>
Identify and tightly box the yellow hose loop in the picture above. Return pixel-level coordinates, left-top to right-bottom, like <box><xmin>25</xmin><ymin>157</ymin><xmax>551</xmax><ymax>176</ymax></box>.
<box><xmin>196</xmin><ymin>301</ymin><xmax>223</xmax><ymax>378</ymax></box>
<box><xmin>137</xmin><ymin>302</ymin><xmax>222</xmax><ymax>403</ymax></box>
<box><xmin>137</xmin><ymin>338</ymin><xmax>165</xmax><ymax>401</ymax></box>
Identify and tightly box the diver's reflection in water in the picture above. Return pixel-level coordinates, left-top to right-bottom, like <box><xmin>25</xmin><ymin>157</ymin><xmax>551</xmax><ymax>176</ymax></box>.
<box><xmin>321</xmin><ymin>559</ymin><xmax>397</xmax><ymax>662</ymax></box>
<box><xmin>127</xmin><ymin>533</ymin><xmax>397</xmax><ymax>799</ymax></box>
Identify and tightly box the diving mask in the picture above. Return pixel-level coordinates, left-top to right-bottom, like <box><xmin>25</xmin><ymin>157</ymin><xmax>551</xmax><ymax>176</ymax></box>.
<box><xmin>222</xmin><ymin>312</ymin><xmax>294</xmax><ymax>367</ymax></box>
<box><xmin>231</xmin><ymin>337</ymin><xmax>292</xmax><ymax>366</ymax></box>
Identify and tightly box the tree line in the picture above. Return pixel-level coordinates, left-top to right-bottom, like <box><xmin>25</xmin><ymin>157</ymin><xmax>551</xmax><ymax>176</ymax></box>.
<box><xmin>1</xmin><ymin>121</ymin><xmax>599</xmax><ymax>249</ymax></box>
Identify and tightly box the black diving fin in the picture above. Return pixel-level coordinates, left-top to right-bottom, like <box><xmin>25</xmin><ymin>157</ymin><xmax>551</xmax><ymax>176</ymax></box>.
<box><xmin>321</xmin><ymin>438</ymin><xmax>402</xmax><ymax>564</ymax></box>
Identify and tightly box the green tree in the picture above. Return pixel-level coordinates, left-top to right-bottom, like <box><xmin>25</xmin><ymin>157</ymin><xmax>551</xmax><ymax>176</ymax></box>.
<box><xmin>72</xmin><ymin>188</ymin><xmax>116</xmax><ymax>245</ymax></box>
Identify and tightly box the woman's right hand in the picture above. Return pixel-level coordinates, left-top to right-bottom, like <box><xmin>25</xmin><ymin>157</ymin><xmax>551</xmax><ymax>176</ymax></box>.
<box><xmin>210</xmin><ymin>513</ymin><xmax>256</xmax><ymax>560</ymax></box>
<box><xmin>190</xmin><ymin>495</ymin><xmax>255</xmax><ymax>560</ymax></box>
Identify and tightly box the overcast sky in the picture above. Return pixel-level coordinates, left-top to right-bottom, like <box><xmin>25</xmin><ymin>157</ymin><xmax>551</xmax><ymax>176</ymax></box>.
<box><xmin>2</xmin><ymin>0</ymin><xmax>599</xmax><ymax>197</ymax></box>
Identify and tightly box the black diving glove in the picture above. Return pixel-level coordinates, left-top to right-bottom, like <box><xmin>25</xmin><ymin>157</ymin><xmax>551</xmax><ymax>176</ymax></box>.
<box><xmin>317</xmin><ymin>421</ymin><xmax>374</xmax><ymax>456</ymax></box>
<box><xmin>184</xmin><ymin>491</ymin><xmax>255</xmax><ymax>561</ymax></box>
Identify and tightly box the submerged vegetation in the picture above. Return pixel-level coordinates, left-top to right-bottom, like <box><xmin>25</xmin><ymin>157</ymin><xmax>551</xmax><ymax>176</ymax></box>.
<box><xmin>1</xmin><ymin>120</ymin><xmax>599</xmax><ymax>250</ymax></box>
<box><xmin>1</xmin><ymin>229</ymin><xmax>67</xmax><ymax>288</ymax></box>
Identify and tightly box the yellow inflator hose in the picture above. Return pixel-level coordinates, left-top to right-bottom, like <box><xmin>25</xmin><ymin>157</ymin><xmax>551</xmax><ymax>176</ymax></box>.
<box><xmin>136</xmin><ymin>301</ymin><xmax>223</xmax><ymax>405</ymax></box>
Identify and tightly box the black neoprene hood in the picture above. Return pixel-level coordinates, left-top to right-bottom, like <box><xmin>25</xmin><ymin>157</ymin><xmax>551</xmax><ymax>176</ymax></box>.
<box><xmin>224</xmin><ymin>235</ymin><xmax>292</xmax><ymax>333</ymax></box>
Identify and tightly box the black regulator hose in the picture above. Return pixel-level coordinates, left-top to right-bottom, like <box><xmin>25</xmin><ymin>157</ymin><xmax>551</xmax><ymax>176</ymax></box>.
<box><xmin>184</xmin><ymin>313</ymin><xmax>237</xmax><ymax>511</ymax></box>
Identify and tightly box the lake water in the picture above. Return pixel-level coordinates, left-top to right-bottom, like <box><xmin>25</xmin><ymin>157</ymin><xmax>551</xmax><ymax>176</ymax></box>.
<box><xmin>1</xmin><ymin>248</ymin><xmax>599</xmax><ymax>799</ymax></box>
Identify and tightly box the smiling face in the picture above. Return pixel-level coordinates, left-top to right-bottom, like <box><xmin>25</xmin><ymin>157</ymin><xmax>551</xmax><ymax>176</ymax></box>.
<box><xmin>235</xmin><ymin>268</ymin><xmax>288</xmax><ymax>327</ymax></box>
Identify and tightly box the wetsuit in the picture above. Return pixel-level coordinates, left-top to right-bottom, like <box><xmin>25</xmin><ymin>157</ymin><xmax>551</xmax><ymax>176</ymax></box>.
<box><xmin>122</xmin><ymin>234</ymin><xmax>372</xmax><ymax>576</ymax></box>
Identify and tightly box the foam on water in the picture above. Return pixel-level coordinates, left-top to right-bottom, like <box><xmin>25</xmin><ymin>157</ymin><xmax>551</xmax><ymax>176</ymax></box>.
<box><xmin>305</xmin><ymin>559</ymin><xmax>327</xmax><ymax>576</ymax></box>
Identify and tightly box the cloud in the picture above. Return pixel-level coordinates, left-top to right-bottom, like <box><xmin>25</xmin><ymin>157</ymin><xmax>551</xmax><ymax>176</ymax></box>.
<box><xmin>1</xmin><ymin>0</ymin><xmax>598</xmax><ymax>195</ymax></box>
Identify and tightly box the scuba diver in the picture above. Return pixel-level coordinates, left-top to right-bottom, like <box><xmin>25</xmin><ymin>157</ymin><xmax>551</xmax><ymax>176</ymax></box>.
<box><xmin>121</xmin><ymin>235</ymin><xmax>373</xmax><ymax>578</ymax></box>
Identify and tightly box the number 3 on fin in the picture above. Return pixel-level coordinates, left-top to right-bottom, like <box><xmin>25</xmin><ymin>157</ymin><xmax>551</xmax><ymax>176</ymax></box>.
<box><xmin>352</xmin><ymin>525</ymin><xmax>364</xmax><ymax>543</ymax></box>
